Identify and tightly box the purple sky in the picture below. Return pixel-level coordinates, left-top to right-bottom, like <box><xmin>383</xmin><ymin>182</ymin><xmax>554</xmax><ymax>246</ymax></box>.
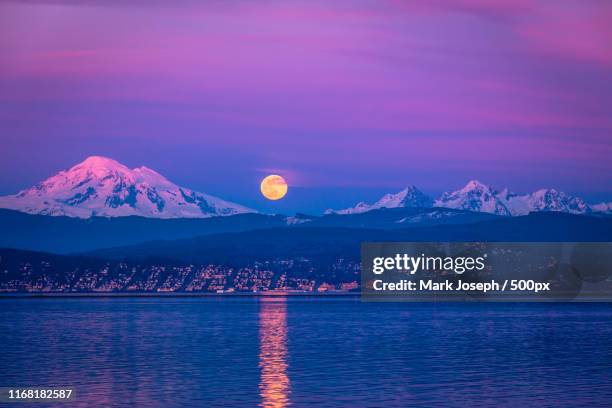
<box><xmin>0</xmin><ymin>0</ymin><xmax>611</xmax><ymax>213</ymax></box>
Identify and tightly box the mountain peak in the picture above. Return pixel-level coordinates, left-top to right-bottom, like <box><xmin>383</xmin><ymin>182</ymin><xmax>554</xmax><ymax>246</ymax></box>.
<box><xmin>328</xmin><ymin>185</ymin><xmax>433</xmax><ymax>214</ymax></box>
<box><xmin>133</xmin><ymin>165</ymin><xmax>169</xmax><ymax>182</ymax></box>
<box><xmin>592</xmin><ymin>202</ymin><xmax>612</xmax><ymax>214</ymax></box>
<box><xmin>75</xmin><ymin>155</ymin><xmax>125</xmax><ymax>169</ymax></box>
<box><xmin>435</xmin><ymin>180</ymin><xmax>510</xmax><ymax>215</ymax></box>
<box><xmin>67</xmin><ymin>156</ymin><xmax>131</xmax><ymax>180</ymax></box>
<box><xmin>522</xmin><ymin>188</ymin><xmax>589</xmax><ymax>214</ymax></box>
<box><xmin>0</xmin><ymin>156</ymin><xmax>255</xmax><ymax>219</ymax></box>
<box><xmin>532</xmin><ymin>188</ymin><xmax>559</xmax><ymax>196</ymax></box>
<box><xmin>327</xmin><ymin>180</ymin><xmax>606</xmax><ymax>217</ymax></box>
<box><xmin>461</xmin><ymin>180</ymin><xmax>489</xmax><ymax>191</ymax></box>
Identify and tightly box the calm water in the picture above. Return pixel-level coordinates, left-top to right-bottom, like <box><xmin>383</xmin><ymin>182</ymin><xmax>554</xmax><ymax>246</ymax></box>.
<box><xmin>1</xmin><ymin>297</ymin><xmax>611</xmax><ymax>407</ymax></box>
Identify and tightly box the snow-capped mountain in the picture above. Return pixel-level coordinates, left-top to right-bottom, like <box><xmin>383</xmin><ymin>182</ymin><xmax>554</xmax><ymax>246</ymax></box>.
<box><xmin>592</xmin><ymin>202</ymin><xmax>612</xmax><ymax>214</ymax></box>
<box><xmin>328</xmin><ymin>180</ymin><xmax>608</xmax><ymax>217</ymax></box>
<box><xmin>437</xmin><ymin>181</ymin><xmax>593</xmax><ymax>216</ymax></box>
<box><xmin>434</xmin><ymin>180</ymin><xmax>511</xmax><ymax>216</ymax></box>
<box><xmin>0</xmin><ymin>156</ymin><xmax>256</xmax><ymax>218</ymax></box>
<box><xmin>498</xmin><ymin>188</ymin><xmax>591</xmax><ymax>216</ymax></box>
<box><xmin>326</xmin><ymin>186</ymin><xmax>433</xmax><ymax>215</ymax></box>
<box><xmin>285</xmin><ymin>213</ymin><xmax>316</xmax><ymax>225</ymax></box>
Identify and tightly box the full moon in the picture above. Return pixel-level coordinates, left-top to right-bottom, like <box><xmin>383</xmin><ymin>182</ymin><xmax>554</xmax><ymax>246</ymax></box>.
<box><xmin>260</xmin><ymin>174</ymin><xmax>288</xmax><ymax>200</ymax></box>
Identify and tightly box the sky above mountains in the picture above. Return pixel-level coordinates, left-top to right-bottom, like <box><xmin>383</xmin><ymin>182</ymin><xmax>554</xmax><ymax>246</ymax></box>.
<box><xmin>0</xmin><ymin>0</ymin><xmax>611</xmax><ymax>213</ymax></box>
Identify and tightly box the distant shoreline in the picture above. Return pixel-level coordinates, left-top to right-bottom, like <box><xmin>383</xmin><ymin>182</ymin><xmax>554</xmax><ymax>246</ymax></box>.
<box><xmin>0</xmin><ymin>291</ymin><xmax>360</xmax><ymax>298</ymax></box>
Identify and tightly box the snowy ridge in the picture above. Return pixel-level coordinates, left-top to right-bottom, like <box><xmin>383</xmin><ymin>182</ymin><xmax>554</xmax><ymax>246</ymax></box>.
<box><xmin>1</xmin><ymin>158</ymin><xmax>609</xmax><ymax>219</ymax></box>
<box><xmin>329</xmin><ymin>180</ymin><xmax>610</xmax><ymax>216</ymax></box>
<box><xmin>592</xmin><ymin>202</ymin><xmax>612</xmax><ymax>214</ymax></box>
<box><xmin>434</xmin><ymin>180</ymin><xmax>511</xmax><ymax>216</ymax></box>
<box><xmin>0</xmin><ymin>156</ymin><xmax>256</xmax><ymax>218</ymax></box>
<box><xmin>326</xmin><ymin>186</ymin><xmax>433</xmax><ymax>215</ymax></box>
<box><xmin>498</xmin><ymin>188</ymin><xmax>591</xmax><ymax>216</ymax></box>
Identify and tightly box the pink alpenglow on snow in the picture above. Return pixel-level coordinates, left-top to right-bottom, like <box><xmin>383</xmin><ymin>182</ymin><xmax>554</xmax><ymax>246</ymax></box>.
<box><xmin>0</xmin><ymin>156</ymin><xmax>256</xmax><ymax>218</ymax></box>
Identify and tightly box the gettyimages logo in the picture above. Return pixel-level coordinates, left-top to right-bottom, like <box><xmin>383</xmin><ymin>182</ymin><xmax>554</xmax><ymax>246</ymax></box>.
<box><xmin>362</xmin><ymin>242</ymin><xmax>612</xmax><ymax>302</ymax></box>
<box><xmin>372</xmin><ymin>253</ymin><xmax>487</xmax><ymax>275</ymax></box>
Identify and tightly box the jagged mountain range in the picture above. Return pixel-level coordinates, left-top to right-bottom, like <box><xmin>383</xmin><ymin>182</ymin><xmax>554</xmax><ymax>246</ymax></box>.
<box><xmin>0</xmin><ymin>156</ymin><xmax>609</xmax><ymax>219</ymax></box>
<box><xmin>0</xmin><ymin>156</ymin><xmax>255</xmax><ymax>218</ymax></box>
<box><xmin>328</xmin><ymin>186</ymin><xmax>434</xmax><ymax>215</ymax></box>
<box><xmin>328</xmin><ymin>180</ymin><xmax>610</xmax><ymax>216</ymax></box>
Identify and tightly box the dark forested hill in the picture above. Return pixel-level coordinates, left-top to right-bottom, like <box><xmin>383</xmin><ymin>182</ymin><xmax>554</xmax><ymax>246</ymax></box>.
<box><xmin>89</xmin><ymin>212</ymin><xmax>612</xmax><ymax>264</ymax></box>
